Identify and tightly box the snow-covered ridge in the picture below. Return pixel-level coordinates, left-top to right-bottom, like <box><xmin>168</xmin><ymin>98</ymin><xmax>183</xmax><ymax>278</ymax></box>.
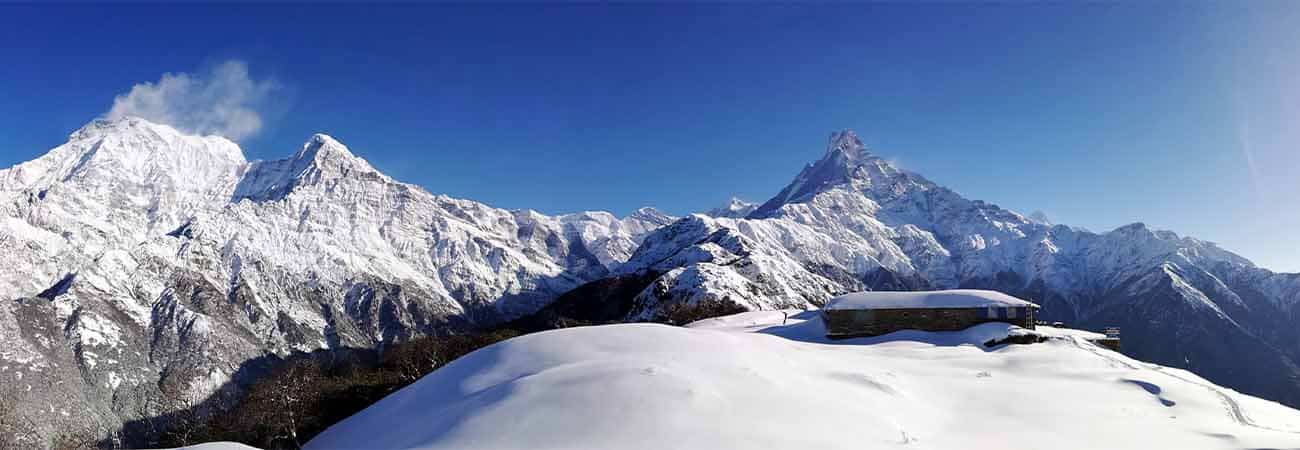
<box><xmin>615</xmin><ymin>129</ymin><xmax>1300</xmax><ymax>412</ymax></box>
<box><xmin>0</xmin><ymin>117</ymin><xmax>676</xmax><ymax>441</ymax></box>
<box><xmin>231</xmin><ymin>133</ymin><xmax>383</xmax><ymax>202</ymax></box>
<box><xmin>308</xmin><ymin>311</ymin><xmax>1300</xmax><ymax>450</ymax></box>
<box><xmin>701</xmin><ymin>196</ymin><xmax>757</xmax><ymax>218</ymax></box>
<box><xmin>622</xmin><ymin>130</ymin><xmax>1295</xmax><ymax>316</ymax></box>
<box><xmin>5</xmin><ymin>119</ymin><xmax>1300</xmax><ymax>443</ymax></box>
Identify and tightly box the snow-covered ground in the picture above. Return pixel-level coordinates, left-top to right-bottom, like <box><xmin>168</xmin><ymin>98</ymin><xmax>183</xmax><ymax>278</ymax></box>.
<box><xmin>170</xmin><ymin>443</ymin><xmax>261</xmax><ymax>450</ymax></box>
<box><xmin>306</xmin><ymin>311</ymin><xmax>1300</xmax><ymax>449</ymax></box>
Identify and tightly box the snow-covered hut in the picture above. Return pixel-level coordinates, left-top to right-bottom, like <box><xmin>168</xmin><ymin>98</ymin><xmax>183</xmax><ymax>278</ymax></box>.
<box><xmin>822</xmin><ymin>290</ymin><xmax>1039</xmax><ymax>339</ymax></box>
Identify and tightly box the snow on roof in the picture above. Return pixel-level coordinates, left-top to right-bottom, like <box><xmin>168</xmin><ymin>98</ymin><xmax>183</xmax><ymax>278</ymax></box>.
<box><xmin>824</xmin><ymin>289</ymin><xmax>1039</xmax><ymax>311</ymax></box>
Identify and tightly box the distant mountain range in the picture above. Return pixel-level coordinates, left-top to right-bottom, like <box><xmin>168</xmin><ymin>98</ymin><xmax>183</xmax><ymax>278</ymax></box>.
<box><xmin>2</xmin><ymin>118</ymin><xmax>1298</xmax><ymax>441</ymax></box>
<box><xmin>616</xmin><ymin>130</ymin><xmax>1300</xmax><ymax>411</ymax></box>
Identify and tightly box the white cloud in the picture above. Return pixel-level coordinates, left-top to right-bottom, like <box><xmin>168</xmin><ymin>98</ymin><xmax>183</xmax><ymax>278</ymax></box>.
<box><xmin>105</xmin><ymin>60</ymin><xmax>278</xmax><ymax>141</ymax></box>
<box><xmin>1235</xmin><ymin>119</ymin><xmax>1263</xmax><ymax>200</ymax></box>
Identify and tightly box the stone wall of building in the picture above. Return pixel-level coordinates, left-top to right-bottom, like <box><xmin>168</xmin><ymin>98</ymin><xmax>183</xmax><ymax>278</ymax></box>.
<box><xmin>824</xmin><ymin>307</ymin><xmax>1036</xmax><ymax>338</ymax></box>
<box><xmin>1092</xmin><ymin>337</ymin><xmax>1121</xmax><ymax>352</ymax></box>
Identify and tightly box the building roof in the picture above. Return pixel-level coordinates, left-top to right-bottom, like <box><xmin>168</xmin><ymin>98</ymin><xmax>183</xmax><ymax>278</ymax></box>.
<box><xmin>824</xmin><ymin>289</ymin><xmax>1040</xmax><ymax>311</ymax></box>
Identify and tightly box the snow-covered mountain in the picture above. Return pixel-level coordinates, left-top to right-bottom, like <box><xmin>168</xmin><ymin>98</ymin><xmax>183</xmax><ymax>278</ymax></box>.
<box><xmin>308</xmin><ymin>311</ymin><xmax>1300</xmax><ymax>450</ymax></box>
<box><xmin>1028</xmin><ymin>210</ymin><xmax>1053</xmax><ymax>225</ymax></box>
<box><xmin>701</xmin><ymin>197</ymin><xmax>757</xmax><ymax>219</ymax></box>
<box><xmin>5</xmin><ymin>120</ymin><xmax>1300</xmax><ymax>443</ymax></box>
<box><xmin>0</xmin><ymin>117</ymin><xmax>675</xmax><ymax>441</ymax></box>
<box><xmin>606</xmin><ymin>130</ymin><xmax>1300</xmax><ymax>408</ymax></box>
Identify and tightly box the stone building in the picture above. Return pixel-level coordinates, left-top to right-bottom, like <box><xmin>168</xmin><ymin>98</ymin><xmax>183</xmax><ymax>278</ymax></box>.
<box><xmin>822</xmin><ymin>289</ymin><xmax>1039</xmax><ymax>339</ymax></box>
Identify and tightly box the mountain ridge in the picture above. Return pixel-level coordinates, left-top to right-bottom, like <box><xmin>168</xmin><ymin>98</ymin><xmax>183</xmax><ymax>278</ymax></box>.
<box><xmin>0</xmin><ymin>117</ymin><xmax>675</xmax><ymax>443</ymax></box>
<box><xmin>2</xmin><ymin>118</ymin><xmax>1299</xmax><ymax>445</ymax></box>
<box><xmin>607</xmin><ymin>130</ymin><xmax>1300</xmax><ymax>409</ymax></box>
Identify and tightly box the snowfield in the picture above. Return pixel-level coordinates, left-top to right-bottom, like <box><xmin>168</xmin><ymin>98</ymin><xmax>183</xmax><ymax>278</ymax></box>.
<box><xmin>306</xmin><ymin>312</ymin><xmax>1300</xmax><ymax>450</ymax></box>
<box><xmin>172</xmin><ymin>443</ymin><xmax>261</xmax><ymax>450</ymax></box>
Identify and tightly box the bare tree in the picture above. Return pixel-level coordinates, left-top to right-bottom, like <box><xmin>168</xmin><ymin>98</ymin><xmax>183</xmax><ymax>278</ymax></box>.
<box><xmin>0</xmin><ymin>383</ymin><xmax>39</xmax><ymax>450</ymax></box>
<box><xmin>48</xmin><ymin>428</ymin><xmax>98</xmax><ymax>450</ymax></box>
<box><xmin>0</xmin><ymin>394</ymin><xmax>23</xmax><ymax>450</ymax></box>
<box><xmin>159</xmin><ymin>384</ymin><xmax>207</xmax><ymax>447</ymax></box>
<box><xmin>385</xmin><ymin>338</ymin><xmax>441</xmax><ymax>384</ymax></box>
<box><xmin>131</xmin><ymin>394</ymin><xmax>161</xmax><ymax>447</ymax></box>
<box><xmin>230</xmin><ymin>359</ymin><xmax>325</xmax><ymax>449</ymax></box>
<box><xmin>662</xmin><ymin>300</ymin><xmax>748</xmax><ymax>326</ymax></box>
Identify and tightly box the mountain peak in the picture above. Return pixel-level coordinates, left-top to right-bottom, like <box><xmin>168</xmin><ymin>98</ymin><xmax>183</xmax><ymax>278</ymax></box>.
<box><xmin>1113</xmin><ymin>222</ymin><xmax>1150</xmax><ymax>235</ymax></box>
<box><xmin>1028</xmin><ymin>210</ymin><xmax>1053</xmax><ymax>225</ymax></box>
<box><xmin>629</xmin><ymin>206</ymin><xmax>674</xmax><ymax>223</ymax></box>
<box><xmin>826</xmin><ymin>130</ymin><xmax>866</xmax><ymax>161</ymax></box>
<box><xmin>820</xmin><ymin>130</ymin><xmax>871</xmax><ymax>173</ymax></box>
<box><xmin>232</xmin><ymin>133</ymin><xmax>380</xmax><ymax>202</ymax></box>
<box><xmin>23</xmin><ymin>116</ymin><xmax>247</xmax><ymax>192</ymax></box>
<box><xmin>310</xmin><ymin>133</ymin><xmax>339</xmax><ymax>146</ymax></box>
<box><xmin>70</xmin><ymin>116</ymin><xmax>164</xmax><ymax>141</ymax></box>
<box><xmin>704</xmin><ymin>196</ymin><xmax>758</xmax><ymax>218</ymax></box>
<box><xmin>751</xmin><ymin>129</ymin><xmax>898</xmax><ymax>217</ymax></box>
<box><xmin>69</xmin><ymin>116</ymin><xmax>237</xmax><ymax>148</ymax></box>
<box><xmin>723</xmin><ymin>196</ymin><xmax>753</xmax><ymax>209</ymax></box>
<box><xmin>296</xmin><ymin>133</ymin><xmax>357</xmax><ymax>163</ymax></box>
<box><xmin>61</xmin><ymin>116</ymin><xmax>245</xmax><ymax>169</ymax></box>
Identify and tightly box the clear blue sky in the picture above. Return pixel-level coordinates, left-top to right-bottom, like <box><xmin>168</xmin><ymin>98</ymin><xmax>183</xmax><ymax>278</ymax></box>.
<box><xmin>1</xmin><ymin>3</ymin><xmax>1297</xmax><ymax>271</ymax></box>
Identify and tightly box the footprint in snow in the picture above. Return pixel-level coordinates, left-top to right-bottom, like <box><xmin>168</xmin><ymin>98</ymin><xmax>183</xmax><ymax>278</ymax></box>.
<box><xmin>827</xmin><ymin>372</ymin><xmax>900</xmax><ymax>396</ymax></box>
<box><xmin>1121</xmin><ymin>378</ymin><xmax>1177</xmax><ymax>407</ymax></box>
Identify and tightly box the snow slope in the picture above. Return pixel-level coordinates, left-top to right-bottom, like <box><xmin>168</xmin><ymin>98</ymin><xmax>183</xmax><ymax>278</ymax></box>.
<box><xmin>0</xmin><ymin>117</ymin><xmax>675</xmax><ymax>442</ymax></box>
<box><xmin>171</xmin><ymin>443</ymin><xmax>261</xmax><ymax>450</ymax></box>
<box><xmin>309</xmin><ymin>311</ymin><xmax>1300</xmax><ymax>450</ymax></box>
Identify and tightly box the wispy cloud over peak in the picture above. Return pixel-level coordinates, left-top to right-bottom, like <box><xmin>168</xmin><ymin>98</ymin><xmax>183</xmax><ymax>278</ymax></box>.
<box><xmin>105</xmin><ymin>60</ymin><xmax>278</xmax><ymax>141</ymax></box>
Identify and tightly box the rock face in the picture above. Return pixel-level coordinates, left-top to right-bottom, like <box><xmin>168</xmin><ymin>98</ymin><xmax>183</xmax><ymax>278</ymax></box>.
<box><xmin>615</xmin><ymin>130</ymin><xmax>1300</xmax><ymax>408</ymax></box>
<box><xmin>0</xmin><ymin>118</ymin><xmax>675</xmax><ymax>442</ymax></box>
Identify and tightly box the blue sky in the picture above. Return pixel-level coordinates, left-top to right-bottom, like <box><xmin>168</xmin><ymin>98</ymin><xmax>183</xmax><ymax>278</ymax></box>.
<box><xmin>2</xmin><ymin>3</ymin><xmax>1298</xmax><ymax>271</ymax></box>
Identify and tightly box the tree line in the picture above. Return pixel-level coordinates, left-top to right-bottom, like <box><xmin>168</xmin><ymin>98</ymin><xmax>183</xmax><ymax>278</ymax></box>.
<box><xmin>142</xmin><ymin>329</ymin><xmax>522</xmax><ymax>449</ymax></box>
